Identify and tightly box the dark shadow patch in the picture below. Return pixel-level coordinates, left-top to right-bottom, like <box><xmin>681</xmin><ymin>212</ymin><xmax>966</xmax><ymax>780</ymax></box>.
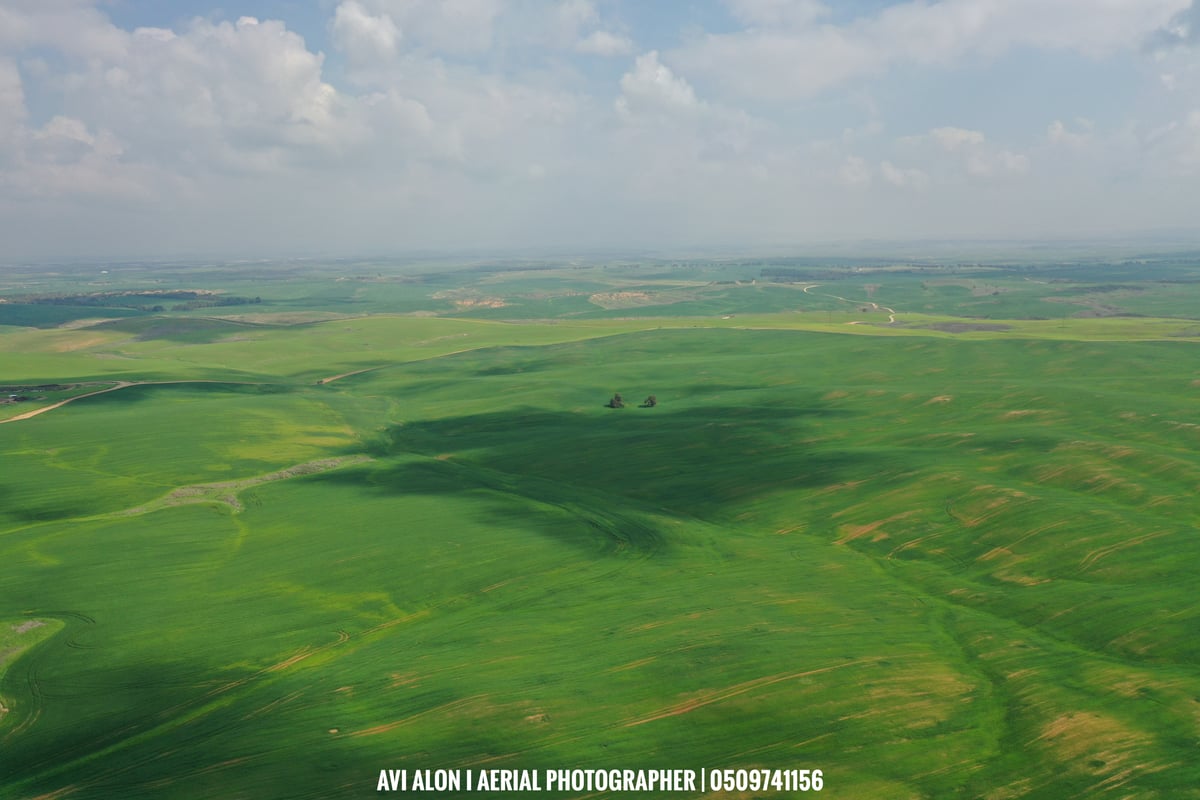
<box><xmin>0</xmin><ymin>304</ymin><xmax>144</xmax><ymax>329</ymax></box>
<box><xmin>320</xmin><ymin>402</ymin><xmax>873</xmax><ymax>552</ymax></box>
<box><xmin>1</xmin><ymin>650</ymin><xmax>429</xmax><ymax>800</ymax></box>
<box><xmin>473</xmin><ymin>358</ymin><xmax>557</xmax><ymax>377</ymax></box>
<box><xmin>75</xmin><ymin>382</ymin><xmax>291</xmax><ymax>409</ymax></box>
<box><xmin>90</xmin><ymin>316</ymin><xmax>267</xmax><ymax>343</ymax></box>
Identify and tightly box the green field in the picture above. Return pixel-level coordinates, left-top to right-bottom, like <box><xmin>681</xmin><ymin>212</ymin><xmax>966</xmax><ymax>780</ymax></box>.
<box><xmin>3</xmin><ymin>255</ymin><xmax>1200</xmax><ymax>798</ymax></box>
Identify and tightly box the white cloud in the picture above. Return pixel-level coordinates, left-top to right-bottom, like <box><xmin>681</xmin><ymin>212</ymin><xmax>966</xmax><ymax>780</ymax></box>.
<box><xmin>930</xmin><ymin>126</ymin><xmax>985</xmax><ymax>151</ymax></box>
<box><xmin>879</xmin><ymin>160</ymin><xmax>929</xmax><ymax>189</ymax></box>
<box><xmin>1047</xmin><ymin>119</ymin><xmax>1092</xmax><ymax>148</ymax></box>
<box><xmin>336</xmin><ymin>0</ymin><xmax>502</xmax><ymax>55</ymax></box>
<box><xmin>901</xmin><ymin>126</ymin><xmax>1028</xmax><ymax>179</ymax></box>
<box><xmin>576</xmin><ymin>30</ymin><xmax>633</xmax><ymax>56</ymax></box>
<box><xmin>616</xmin><ymin>51</ymin><xmax>703</xmax><ymax>118</ymax></box>
<box><xmin>0</xmin><ymin>59</ymin><xmax>27</xmax><ymax>147</ymax></box>
<box><xmin>554</xmin><ymin>0</ymin><xmax>598</xmax><ymax>42</ymax></box>
<box><xmin>54</xmin><ymin>16</ymin><xmax>356</xmax><ymax>171</ymax></box>
<box><xmin>839</xmin><ymin>154</ymin><xmax>871</xmax><ymax>186</ymax></box>
<box><xmin>332</xmin><ymin>1</ymin><xmax>401</xmax><ymax>64</ymax></box>
<box><xmin>1182</xmin><ymin>110</ymin><xmax>1200</xmax><ymax>168</ymax></box>
<box><xmin>966</xmin><ymin>149</ymin><xmax>1029</xmax><ymax>177</ymax></box>
<box><xmin>1144</xmin><ymin>109</ymin><xmax>1200</xmax><ymax>172</ymax></box>
<box><xmin>1</xmin><ymin>113</ymin><xmax>162</xmax><ymax>201</ymax></box>
<box><xmin>726</xmin><ymin>0</ymin><xmax>829</xmax><ymax>29</ymax></box>
<box><xmin>0</xmin><ymin>53</ymin><xmax>163</xmax><ymax>200</ymax></box>
<box><xmin>841</xmin><ymin>118</ymin><xmax>884</xmax><ymax>145</ymax></box>
<box><xmin>673</xmin><ymin>0</ymin><xmax>1191</xmax><ymax>101</ymax></box>
<box><xmin>1147</xmin><ymin>1</ymin><xmax>1200</xmax><ymax>49</ymax></box>
<box><xmin>677</xmin><ymin>27</ymin><xmax>876</xmax><ymax>99</ymax></box>
<box><xmin>0</xmin><ymin>0</ymin><xmax>127</xmax><ymax>60</ymax></box>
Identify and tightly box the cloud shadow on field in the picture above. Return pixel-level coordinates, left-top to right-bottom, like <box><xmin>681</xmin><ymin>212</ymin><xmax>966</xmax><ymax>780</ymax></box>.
<box><xmin>323</xmin><ymin>402</ymin><xmax>873</xmax><ymax>554</ymax></box>
<box><xmin>65</xmin><ymin>381</ymin><xmax>295</xmax><ymax>410</ymax></box>
<box><xmin>0</xmin><ymin>484</ymin><xmax>100</xmax><ymax>525</ymax></box>
<box><xmin>1</xmin><ymin>652</ymin><xmax>486</xmax><ymax>800</ymax></box>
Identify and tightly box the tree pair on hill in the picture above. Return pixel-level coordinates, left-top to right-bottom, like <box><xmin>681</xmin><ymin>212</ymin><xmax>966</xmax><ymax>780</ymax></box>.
<box><xmin>607</xmin><ymin>393</ymin><xmax>656</xmax><ymax>409</ymax></box>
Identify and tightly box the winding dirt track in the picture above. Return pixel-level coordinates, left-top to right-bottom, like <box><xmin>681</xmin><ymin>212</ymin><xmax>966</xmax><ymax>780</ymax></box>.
<box><xmin>0</xmin><ymin>380</ymin><xmax>261</xmax><ymax>425</ymax></box>
<box><xmin>802</xmin><ymin>284</ymin><xmax>897</xmax><ymax>323</ymax></box>
<box><xmin>315</xmin><ymin>367</ymin><xmax>382</xmax><ymax>385</ymax></box>
<box><xmin>0</xmin><ymin>382</ymin><xmax>134</xmax><ymax>423</ymax></box>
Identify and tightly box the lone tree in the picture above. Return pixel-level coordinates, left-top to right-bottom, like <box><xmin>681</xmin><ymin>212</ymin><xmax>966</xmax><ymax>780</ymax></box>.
<box><xmin>606</xmin><ymin>392</ymin><xmax>626</xmax><ymax>409</ymax></box>
<box><xmin>641</xmin><ymin>395</ymin><xmax>657</xmax><ymax>408</ymax></box>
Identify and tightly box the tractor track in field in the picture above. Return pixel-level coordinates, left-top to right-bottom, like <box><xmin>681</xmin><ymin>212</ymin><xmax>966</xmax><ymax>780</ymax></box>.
<box><xmin>621</xmin><ymin>658</ymin><xmax>884</xmax><ymax>727</ymax></box>
<box><xmin>0</xmin><ymin>379</ymin><xmax>267</xmax><ymax>425</ymax></box>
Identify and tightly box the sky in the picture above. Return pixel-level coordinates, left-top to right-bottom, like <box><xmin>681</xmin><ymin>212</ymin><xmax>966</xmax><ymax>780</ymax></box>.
<box><xmin>1</xmin><ymin>0</ymin><xmax>1199</xmax><ymax>259</ymax></box>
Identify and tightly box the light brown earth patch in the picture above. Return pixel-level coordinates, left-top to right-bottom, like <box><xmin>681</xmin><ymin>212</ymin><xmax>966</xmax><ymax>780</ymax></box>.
<box><xmin>453</xmin><ymin>298</ymin><xmax>506</xmax><ymax>309</ymax></box>
<box><xmin>947</xmin><ymin>485</ymin><xmax>1032</xmax><ymax>528</ymax></box>
<box><xmin>1030</xmin><ymin>711</ymin><xmax>1163</xmax><ymax>786</ymax></box>
<box><xmin>588</xmin><ymin>291</ymin><xmax>652</xmax><ymax>308</ymax></box>
<box><xmin>1000</xmin><ymin>409</ymin><xmax>1052</xmax><ymax>419</ymax></box>
<box><xmin>25</xmin><ymin>788</ymin><xmax>78</xmax><ymax>800</ymax></box>
<box><xmin>58</xmin><ymin>317</ymin><xmax>128</xmax><ymax>330</ymax></box>
<box><xmin>121</xmin><ymin>455</ymin><xmax>373</xmax><ymax>516</ymax></box>
<box><xmin>812</xmin><ymin>480</ymin><xmax>866</xmax><ymax>496</ymax></box>
<box><xmin>51</xmin><ymin>334</ymin><xmax>112</xmax><ymax>352</ymax></box>
<box><xmin>12</xmin><ymin>620</ymin><xmax>46</xmax><ymax>634</ymax></box>
<box><xmin>835</xmin><ymin>511</ymin><xmax>919</xmax><ymax>545</ymax></box>
<box><xmin>992</xmin><ymin>571</ymin><xmax>1049</xmax><ymax>586</ymax></box>
<box><xmin>316</xmin><ymin>366</ymin><xmax>385</xmax><ymax>385</ymax></box>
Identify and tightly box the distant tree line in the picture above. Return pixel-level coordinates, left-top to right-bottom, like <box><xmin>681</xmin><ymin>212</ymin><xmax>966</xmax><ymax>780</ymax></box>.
<box><xmin>0</xmin><ymin>384</ymin><xmax>73</xmax><ymax>392</ymax></box>
<box><xmin>20</xmin><ymin>291</ymin><xmax>262</xmax><ymax>311</ymax></box>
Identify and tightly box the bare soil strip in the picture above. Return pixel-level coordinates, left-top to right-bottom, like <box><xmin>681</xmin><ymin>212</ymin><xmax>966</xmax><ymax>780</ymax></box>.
<box><xmin>120</xmin><ymin>455</ymin><xmax>373</xmax><ymax>516</ymax></box>
<box><xmin>0</xmin><ymin>382</ymin><xmax>134</xmax><ymax>423</ymax></box>
<box><xmin>315</xmin><ymin>367</ymin><xmax>386</xmax><ymax>385</ymax></box>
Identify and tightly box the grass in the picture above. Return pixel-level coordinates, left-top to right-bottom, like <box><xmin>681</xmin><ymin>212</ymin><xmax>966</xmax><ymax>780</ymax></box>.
<box><xmin>4</xmin><ymin>259</ymin><xmax>1200</xmax><ymax>798</ymax></box>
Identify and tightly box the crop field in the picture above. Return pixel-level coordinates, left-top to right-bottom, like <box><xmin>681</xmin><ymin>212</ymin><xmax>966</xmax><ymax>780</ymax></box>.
<box><xmin>3</xmin><ymin>255</ymin><xmax>1200</xmax><ymax>798</ymax></box>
